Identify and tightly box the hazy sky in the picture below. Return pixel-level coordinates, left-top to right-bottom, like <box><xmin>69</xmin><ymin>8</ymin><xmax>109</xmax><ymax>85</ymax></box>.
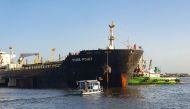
<box><xmin>0</xmin><ymin>0</ymin><xmax>190</xmax><ymax>73</ymax></box>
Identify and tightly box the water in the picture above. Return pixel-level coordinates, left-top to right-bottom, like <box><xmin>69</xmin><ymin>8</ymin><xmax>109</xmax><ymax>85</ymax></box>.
<box><xmin>0</xmin><ymin>77</ymin><xmax>190</xmax><ymax>109</ymax></box>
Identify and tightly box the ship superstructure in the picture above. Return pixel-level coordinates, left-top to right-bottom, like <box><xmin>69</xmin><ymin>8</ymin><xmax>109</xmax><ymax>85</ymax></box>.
<box><xmin>0</xmin><ymin>49</ymin><xmax>16</xmax><ymax>69</ymax></box>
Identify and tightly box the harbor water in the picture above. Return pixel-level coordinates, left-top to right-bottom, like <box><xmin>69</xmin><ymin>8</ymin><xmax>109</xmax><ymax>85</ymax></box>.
<box><xmin>0</xmin><ymin>77</ymin><xmax>190</xmax><ymax>109</ymax></box>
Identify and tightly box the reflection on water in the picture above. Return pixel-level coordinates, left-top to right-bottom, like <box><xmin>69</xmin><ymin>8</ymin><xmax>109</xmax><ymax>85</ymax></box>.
<box><xmin>0</xmin><ymin>77</ymin><xmax>190</xmax><ymax>109</ymax></box>
<box><xmin>103</xmin><ymin>86</ymin><xmax>142</xmax><ymax>99</ymax></box>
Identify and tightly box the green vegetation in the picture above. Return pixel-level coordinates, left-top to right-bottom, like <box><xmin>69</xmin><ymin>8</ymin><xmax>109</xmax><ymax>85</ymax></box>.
<box><xmin>128</xmin><ymin>77</ymin><xmax>180</xmax><ymax>85</ymax></box>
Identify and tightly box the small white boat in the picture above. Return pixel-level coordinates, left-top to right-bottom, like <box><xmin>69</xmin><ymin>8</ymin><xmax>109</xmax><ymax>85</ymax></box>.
<box><xmin>72</xmin><ymin>80</ymin><xmax>103</xmax><ymax>95</ymax></box>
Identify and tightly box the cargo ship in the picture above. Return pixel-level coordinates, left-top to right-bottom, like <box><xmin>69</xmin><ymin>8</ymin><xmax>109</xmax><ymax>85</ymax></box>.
<box><xmin>0</xmin><ymin>22</ymin><xmax>143</xmax><ymax>88</ymax></box>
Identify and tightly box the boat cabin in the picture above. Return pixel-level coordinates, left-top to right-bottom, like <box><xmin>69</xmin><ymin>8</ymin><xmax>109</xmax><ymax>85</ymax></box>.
<box><xmin>76</xmin><ymin>80</ymin><xmax>103</xmax><ymax>94</ymax></box>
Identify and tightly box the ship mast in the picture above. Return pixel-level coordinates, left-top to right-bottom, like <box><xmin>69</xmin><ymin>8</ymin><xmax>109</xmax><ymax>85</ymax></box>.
<box><xmin>9</xmin><ymin>46</ymin><xmax>13</xmax><ymax>64</ymax></box>
<box><xmin>108</xmin><ymin>21</ymin><xmax>115</xmax><ymax>49</ymax></box>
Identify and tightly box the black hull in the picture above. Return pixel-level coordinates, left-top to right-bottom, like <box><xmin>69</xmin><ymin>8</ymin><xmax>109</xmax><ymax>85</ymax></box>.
<box><xmin>63</xmin><ymin>49</ymin><xmax>143</xmax><ymax>87</ymax></box>
<box><xmin>0</xmin><ymin>49</ymin><xmax>143</xmax><ymax>88</ymax></box>
<box><xmin>0</xmin><ymin>62</ymin><xmax>66</xmax><ymax>88</ymax></box>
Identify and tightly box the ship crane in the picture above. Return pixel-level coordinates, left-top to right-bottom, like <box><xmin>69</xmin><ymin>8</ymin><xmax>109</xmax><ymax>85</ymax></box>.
<box><xmin>18</xmin><ymin>53</ymin><xmax>40</xmax><ymax>64</ymax></box>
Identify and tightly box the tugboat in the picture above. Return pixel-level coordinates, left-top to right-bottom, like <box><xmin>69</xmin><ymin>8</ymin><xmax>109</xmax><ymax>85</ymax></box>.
<box><xmin>72</xmin><ymin>80</ymin><xmax>103</xmax><ymax>95</ymax></box>
<box><xmin>129</xmin><ymin>59</ymin><xmax>180</xmax><ymax>84</ymax></box>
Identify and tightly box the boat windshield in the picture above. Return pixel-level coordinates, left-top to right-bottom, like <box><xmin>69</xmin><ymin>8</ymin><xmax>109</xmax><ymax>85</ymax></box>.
<box><xmin>93</xmin><ymin>83</ymin><xmax>99</xmax><ymax>89</ymax></box>
<box><xmin>79</xmin><ymin>82</ymin><xmax>85</xmax><ymax>89</ymax></box>
<box><xmin>87</xmin><ymin>82</ymin><xmax>93</xmax><ymax>89</ymax></box>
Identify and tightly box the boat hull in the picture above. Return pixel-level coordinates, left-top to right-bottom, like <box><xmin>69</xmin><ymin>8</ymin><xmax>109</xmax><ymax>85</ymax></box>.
<box><xmin>0</xmin><ymin>49</ymin><xmax>143</xmax><ymax>88</ymax></box>
<box><xmin>63</xmin><ymin>49</ymin><xmax>143</xmax><ymax>87</ymax></box>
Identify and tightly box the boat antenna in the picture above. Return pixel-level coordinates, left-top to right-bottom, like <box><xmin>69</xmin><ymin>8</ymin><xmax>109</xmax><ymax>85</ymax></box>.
<box><xmin>149</xmin><ymin>59</ymin><xmax>152</xmax><ymax>70</ymax></box>
<box><xmin>51</xmin><ymin>48</ymin><xmax>56</xmax><ymax>62</ymax></box>
<box><xmin>127</xmin><ymin>36</ymin><xmax>130</xmax><ymax>49</ymax></box>
<box><xmin>9</xmin><ymin>46</ymin><xmax>13</xmax><ymax>64</ymax></box>
<box><xmin>108</xmin><ymin>21</ymin><xmax>115</xmax><ymax>49</ymax></box>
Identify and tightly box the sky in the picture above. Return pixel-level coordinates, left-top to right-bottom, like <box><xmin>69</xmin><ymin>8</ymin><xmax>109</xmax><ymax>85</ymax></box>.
<box><xmin>0</xmin><ymin>0</ymin><xmax>190</xmax><ymax>73</ymax></box>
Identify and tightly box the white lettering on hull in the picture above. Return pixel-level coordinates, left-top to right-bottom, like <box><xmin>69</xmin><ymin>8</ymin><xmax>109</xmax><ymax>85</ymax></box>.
<box><xmin>72</xmin><ymin>57</ymin><xmax>93</xmax><ymax>62</ymax></box>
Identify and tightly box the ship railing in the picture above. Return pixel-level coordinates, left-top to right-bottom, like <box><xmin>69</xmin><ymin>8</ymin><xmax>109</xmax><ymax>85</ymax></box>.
<box><xmin>128</xmin><ymin>44</ymin><xmax>143</xmax><ymax>50</ymax></box>
<box><xmin>8</xmin><ymin>63</ymin><xmax>61</xmax><ymax>71</ymax></box>
<box><xmin>68</xmin><ymin>52</ymin><xmax>80</xmax><ymax>56</ymax></box>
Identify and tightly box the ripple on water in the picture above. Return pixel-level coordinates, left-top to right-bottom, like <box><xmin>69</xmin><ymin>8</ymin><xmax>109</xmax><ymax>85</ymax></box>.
<box><xmin>0</xmin><ymin>77</ymin><xmax>190</xmax><ymax>109</ymax></box>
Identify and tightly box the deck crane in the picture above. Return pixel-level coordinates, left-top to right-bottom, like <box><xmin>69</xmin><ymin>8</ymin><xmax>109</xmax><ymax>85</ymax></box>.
<box><xmin>148</xmin><ymin>59</ymin><xmax>152</xmax><ymax>70</ymax></box>
<box><xmin>18</xmin><ymin>53</ymin><xmax>40</xmax><ymax>64</ymax></box>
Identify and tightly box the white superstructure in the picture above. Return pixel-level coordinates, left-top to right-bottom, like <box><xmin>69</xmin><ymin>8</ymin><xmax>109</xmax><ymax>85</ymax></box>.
<box><xmin>0</xmin><ymin>50</ymin><xmax>16</xmax><ymax>69</ymax></box>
